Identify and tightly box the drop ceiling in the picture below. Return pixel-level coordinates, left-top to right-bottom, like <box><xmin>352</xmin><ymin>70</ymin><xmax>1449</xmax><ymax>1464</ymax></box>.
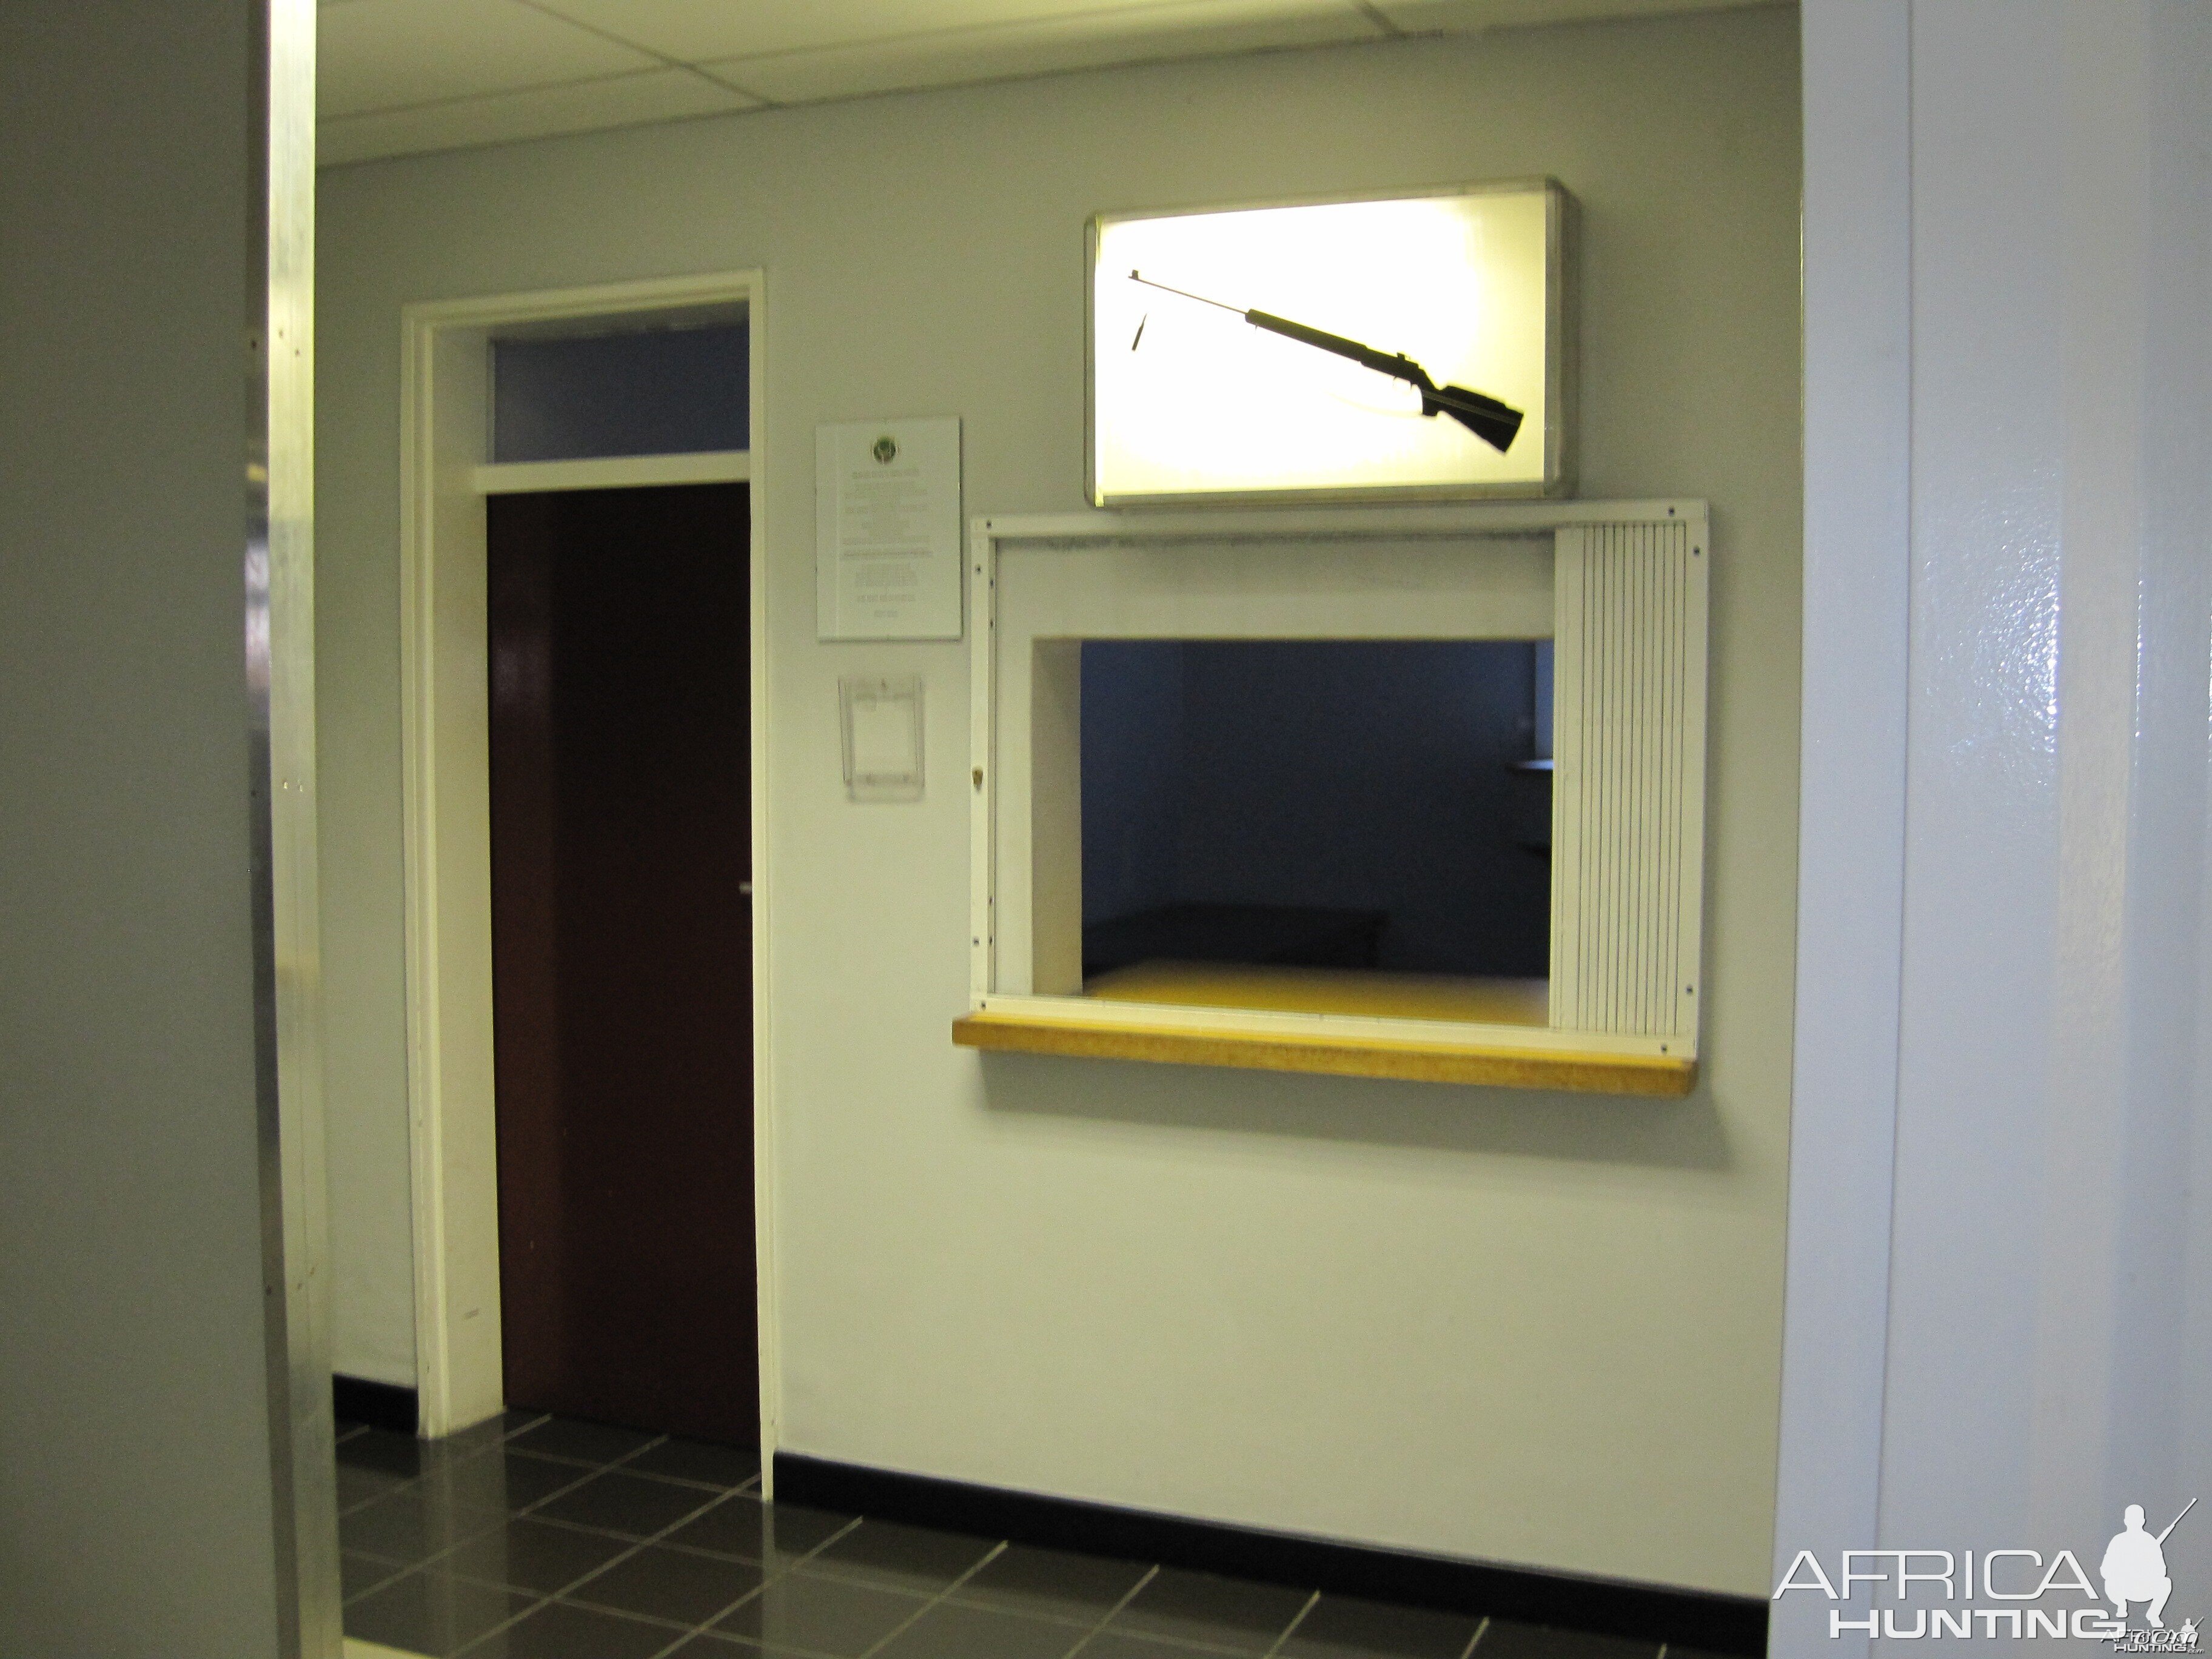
<box><xmin>318</xmin><ymin>0</ymin><xmax>1777</xmax><ymax>167</ymax></box>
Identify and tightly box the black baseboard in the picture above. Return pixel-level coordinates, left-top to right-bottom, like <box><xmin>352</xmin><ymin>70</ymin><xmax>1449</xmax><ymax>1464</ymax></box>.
<box><xmin>774</xmin><ymin>1454</ymin><xmax>1765</xmax><ymax>1657</ymax></box>
<box><xmin>333</xmin><ymin>1375</ymin><xmax>418</xmax><ymax>1435</ymax></box>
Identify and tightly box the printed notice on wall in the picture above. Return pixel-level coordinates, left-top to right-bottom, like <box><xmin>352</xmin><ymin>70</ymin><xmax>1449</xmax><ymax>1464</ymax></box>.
<box><xmin>816</xmin><ymin>417</ymin><xmax>962</xmax><ymax>640</ymax></box>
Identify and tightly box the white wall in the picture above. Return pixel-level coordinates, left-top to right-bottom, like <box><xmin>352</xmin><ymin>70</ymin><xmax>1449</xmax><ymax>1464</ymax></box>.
<box><xmin>1778</xmin><ymin>2</ymin><xmax>2212</xmax><ymax>1652</ymax></box>
<box><xmin>318</xmin><ymin>7</ymin><xmax>1801</xmax><ymax>1595</ymax></box>
<box><xmin>0</xmin><ymin>4</ymin><xmax>292</xmax><ymax>1652</ymax></box>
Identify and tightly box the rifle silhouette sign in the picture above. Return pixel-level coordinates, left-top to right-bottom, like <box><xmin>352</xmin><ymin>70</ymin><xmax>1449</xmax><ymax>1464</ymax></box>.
<box><xmin>1128</xmin><ymin>271</ymin><xmax>1526</xmax><ymax>454</ymax></box>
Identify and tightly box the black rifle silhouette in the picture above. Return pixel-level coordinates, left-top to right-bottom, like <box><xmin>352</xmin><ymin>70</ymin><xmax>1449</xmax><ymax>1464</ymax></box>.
<box><xmin>1130</xmin><ymin>271</ymin><xmax>1524</xmax><ymax>454</ymax></box>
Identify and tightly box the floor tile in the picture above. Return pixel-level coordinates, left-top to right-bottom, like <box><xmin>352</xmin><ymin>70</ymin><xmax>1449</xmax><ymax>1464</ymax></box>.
<box><xmin>435</xmin><ymin>1448</ymin><xmax>596</xmax><ymax>1514</ymax></box>
<box><xmin>506</xmin><ymin>1416</ymin><xmax>658</xmax><ymax>1466</ymax></box>
<box><xmin>340</xmin><ymin>1426</ymin><xmax>429</xmax><ymax>1483</ymax></box>
<box><xmin>1474</xmin><ymin>1621</ymin><xmax>1658</xmax><ymax>1659</ymax></box>
<box><xmin>625</xmin><ymin>1436</ymin><xmax>761</xmax><ymax>1489</ymax></box>
<box><xmin>949</xmin><ymin>1543</ymin><xmax>1150</xmax><ymax>1622</ymax></box>
<box><xmin>531</xmin><ymin>1470</ymin><xmax>722</xmax><ymax>1538</ymax></box>
<box><xmin>565</xmin><ymin>1541</ymin><xmax>768</xmax><ymax>1626</ymax></box>
<box><xmin>344</xmin><ymin>1568</ymin><xmax>533</xmax><ymax>1657</ymax></box>
<box><xmin>458</xmin><ymin>1598</ymin><xmax>675</xmax><ymax>1659</ymax></box>
<box><xmin>341</xmin><ymin>1487</ymin><xmax>506</xmax><ymax>1567</ymax></box>
<box><xmin>1081</xmin><ymin>1634</ymin><xmax>1237</xmax><ymax>1659</ymax></box>
<box><xmin>340</xmin><ymin>1460</ymin><xmax>412</xmax><ymax>1510</ymax></box>
<box><xmin>666</xmin><ymin>1496</ymin><xmax>853</xmax><ymax>1565</ymax></box>
<box><xmin>1105</xmin><ymin>1569</ymin><xmax>1312</xmax><ymax>1653</ymax></box>
<box><xmin>714</xmin><ymin>1570</ymin><xmax>929</xmax><ymax>1655</ymax></box>
<box><xmin>437</xmin><ymin>1416</ymin><xmax>525</xmax><ymax>1461</ymax></box>
<box><xmin>325</xmin><ymin>1426</ymin><xmax>1649</xmax><ymax>1659</ymax></box>
<box><xmin>1278</xmin><ymin>1593</ymin><xmax>1481</xmax><ymax>1659</ymax></box>
<box><xmin>442</xmin><ymin>1517</ymin><xmax>634</xmax><ymax>1595</ymax></box>
<box><xmin>803</xmin><ymin>1517</ymin><xmax>997</xmax><ymax>1594</ymax></box>
<box><xmin>872</xmin><ymin>1600</ymin><xmax>1089</xmax><ymax>1659</ymax></box>
<box><xmin>343</xmin><ymin>1550</ymin><xmax>412</xmax><ymax>1603</ymax></box>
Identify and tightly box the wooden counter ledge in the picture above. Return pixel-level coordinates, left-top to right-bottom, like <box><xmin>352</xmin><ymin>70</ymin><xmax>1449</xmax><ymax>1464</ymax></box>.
<box><xmin>954</xmin><ymin>964</ymin><xmax>1695</xmax><ymax>1096</ymax></box>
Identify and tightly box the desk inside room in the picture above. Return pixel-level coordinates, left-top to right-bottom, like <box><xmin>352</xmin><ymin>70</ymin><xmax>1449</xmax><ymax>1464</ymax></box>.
<box><xmin>1081</xmin><ymin>902</ymin><xmax>1387</xmax><ymax>978</ymax></box>
<box><xmin>1086</xmin><ymin>960</ymin><xmax>1550</xmax><ymax>1026</ymax></box>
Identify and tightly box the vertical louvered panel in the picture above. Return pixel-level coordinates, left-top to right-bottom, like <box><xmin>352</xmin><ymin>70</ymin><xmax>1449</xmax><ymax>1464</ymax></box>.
<box><xmin>1550</xmin><ymin>521</ymin><xmax>1708</xmax><ymax>1039</ymax></box>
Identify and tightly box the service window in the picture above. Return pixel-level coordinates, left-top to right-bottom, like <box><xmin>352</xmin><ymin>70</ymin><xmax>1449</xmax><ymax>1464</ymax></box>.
<box><xmin>957</xmin><ymin>503</ymin><xmax>1707</xmax><ymax>1096</ymax></box>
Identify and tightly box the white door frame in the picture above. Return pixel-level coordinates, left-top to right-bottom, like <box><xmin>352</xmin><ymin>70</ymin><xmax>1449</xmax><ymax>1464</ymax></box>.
<box><xmin>1772</xmin><ymin>3</ymin><xmax>1906</xmax><ymax>1651</ymax></box>
<box><xmin>397</xmin><ymin>271</ymin><xmax>779</xmax><ymax>1477</ymax></box>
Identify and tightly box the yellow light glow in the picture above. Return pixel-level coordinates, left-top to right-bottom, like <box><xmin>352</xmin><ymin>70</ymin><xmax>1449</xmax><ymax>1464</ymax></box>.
<box><xmin>1092</xmin><ymin>184</ymin><xmax>1561</xmax><ymax>501</ymax></box>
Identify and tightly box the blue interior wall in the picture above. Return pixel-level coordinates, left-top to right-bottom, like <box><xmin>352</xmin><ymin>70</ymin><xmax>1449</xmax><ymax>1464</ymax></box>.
<box><xmin>1082</xmin><ymin>639</ymin><xmax>1549</xmax><ymax>976</ymax></box>
<box><xmin>1080</xmin><ymin>641</ymin><xmax>1186</xmax><ymax>925</ymax></box>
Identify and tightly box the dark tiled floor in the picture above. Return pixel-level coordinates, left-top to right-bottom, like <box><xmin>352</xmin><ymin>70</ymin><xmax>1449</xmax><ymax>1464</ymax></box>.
<box><xmin>1277</xmin><ymin>1595</ymin><xmax>1480</xmax><ymax>1659</ymax></box>
<box><xmin>336</xmin><ymin>1415</ymin><xmax>1676</xmax><ymax>1659</ymax></box>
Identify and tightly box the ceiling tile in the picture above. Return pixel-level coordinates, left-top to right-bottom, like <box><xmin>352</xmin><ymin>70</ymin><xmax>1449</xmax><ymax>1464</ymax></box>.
<box><xmin>704</xmin><ymin>0</ymin><xmax>1382</xmax><ymax>107</ymax></box>
<box><xmin>1366</xmin><ymin>0</ymin><xmax>1780</xmax><ymax>33</ymax></box>
<box><xmin>530</xmin><ymin>0</ymin><xmax>1350</xmax><ymax>65</ymax></box>
<box><xmin>319</xmin><ymin>0</ymin><xmax>664</xmax><ymax>117</ymax></box>
<box><xmin>318</xmin><ymin>67</ymin><xmax>760</xmax><ymax>166</ymax></box>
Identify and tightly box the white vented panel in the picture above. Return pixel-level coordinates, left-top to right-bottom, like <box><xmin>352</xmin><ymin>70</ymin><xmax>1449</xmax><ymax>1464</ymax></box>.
<box><xmin>1550</xmin><ymin>520</ymin><xmax>1709</xmax><ymax>1040</ymax></box>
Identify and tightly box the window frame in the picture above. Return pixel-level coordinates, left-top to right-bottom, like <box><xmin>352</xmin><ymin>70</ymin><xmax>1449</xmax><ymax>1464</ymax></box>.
<box><xmin>959</xmin><ymin>502</ymin><xmax>1709</xmax><ymax>1096</ymax></box>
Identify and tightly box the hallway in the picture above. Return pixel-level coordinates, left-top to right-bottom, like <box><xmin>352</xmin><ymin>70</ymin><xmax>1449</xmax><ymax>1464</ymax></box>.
<box><xmin>337</xmin><ymin>1416</ymin><xmax>1680</xmax><ymax>1659</ymax></box>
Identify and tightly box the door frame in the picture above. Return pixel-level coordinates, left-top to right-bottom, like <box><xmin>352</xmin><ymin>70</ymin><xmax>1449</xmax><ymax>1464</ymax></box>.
<box><xmin>397</xmin><ymin>271</ymin><xmax>779</xmax><ymax>1475</ymax></box>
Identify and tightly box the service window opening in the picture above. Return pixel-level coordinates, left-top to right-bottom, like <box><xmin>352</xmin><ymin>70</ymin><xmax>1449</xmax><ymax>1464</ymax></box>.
<box><xmin>1078</xmin><ymin>638</ymin><xmax>1553</xmax><ymax>1022</ymax></box>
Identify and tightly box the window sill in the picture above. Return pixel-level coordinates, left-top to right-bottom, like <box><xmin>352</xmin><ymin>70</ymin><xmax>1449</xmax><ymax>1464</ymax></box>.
<box><xmin>954</xmin><ymin>968</ymin><xmax>1696</xmax><ymax>1097</ymax></box>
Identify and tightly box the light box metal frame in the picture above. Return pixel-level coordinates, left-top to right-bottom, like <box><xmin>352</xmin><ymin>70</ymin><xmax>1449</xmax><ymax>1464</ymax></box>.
<box><xmin>1085</xmin><ymin>179</ymin><xmax>1578</xmax><ymax>509</ymax></box>
<box><xmin>960</xmin><ymin>502</ymin><xmax>1708</xmax><ymax>1095</ymax></box>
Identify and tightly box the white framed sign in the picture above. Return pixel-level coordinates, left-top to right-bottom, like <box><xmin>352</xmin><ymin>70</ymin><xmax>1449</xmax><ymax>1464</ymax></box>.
<box><xmin>1088</xmin><ymin>180</ymin><xmax>1575</xmax><ymax>506</ymax></box>
<box><xmin>839</xmin><ymin>674</ymin><xmax>925</xmax><ymax>802</ymax></box>
<box><xmin>816</xmin><ymin>416</ymin><xmax>962</xmax><ymax>639</ymax></box>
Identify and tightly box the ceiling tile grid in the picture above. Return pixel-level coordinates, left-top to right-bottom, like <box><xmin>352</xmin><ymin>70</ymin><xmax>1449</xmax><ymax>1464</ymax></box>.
<box><xmin>319</xmin><ymin>0</ymin><xmax>660</xmax><ymax>118</ymax></box>
<box><xmin>318</xmin><ymin>66</ymin><xmax>761</xmax><ymax>168</ymax></box>
<box><xmin>316</xmin><ymin>0</ymin><xmax>1780</xmax><ymax>167</ymax></box>
<box><xmin>701</xmin><ymin>2</ymin><xmax>1388</xmax><ymax>109</ymax></box>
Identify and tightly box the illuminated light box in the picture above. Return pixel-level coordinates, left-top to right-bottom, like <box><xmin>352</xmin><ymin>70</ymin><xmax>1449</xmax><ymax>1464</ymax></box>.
<box><xmin>1088</xmin><ymin>179</ymin><xmax>1575</xmax><ymax>506</ymax></box>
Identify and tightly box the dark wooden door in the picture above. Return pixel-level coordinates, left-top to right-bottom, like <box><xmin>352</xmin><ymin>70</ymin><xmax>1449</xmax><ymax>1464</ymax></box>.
<box><xmin>488</xmin><ymin>482</ymin><xmax>756</xmax><ymax>1446</ymax></box>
